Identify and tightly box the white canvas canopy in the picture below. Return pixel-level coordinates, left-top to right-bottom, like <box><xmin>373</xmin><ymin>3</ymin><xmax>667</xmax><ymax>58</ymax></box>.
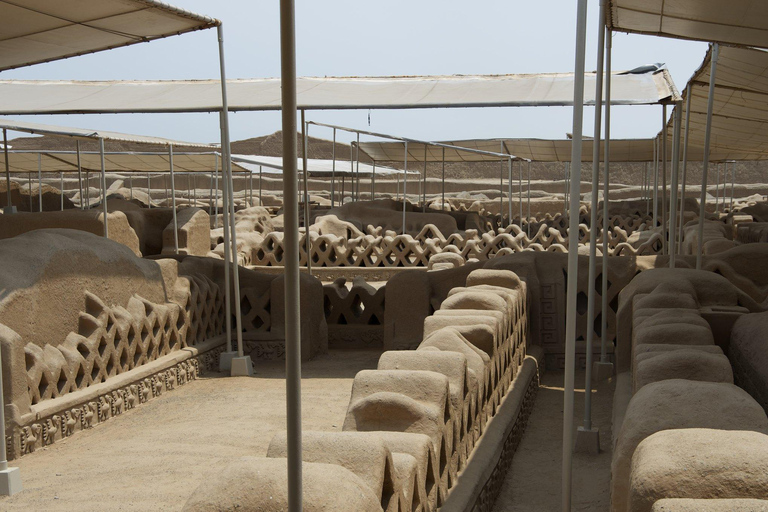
<box><xmin>359</xmin><ymin>138</ymin><xmax>667</xmax><ymax>163</ymax></box>
<box><xmin>230</xmin><ymin>154</ymin><xmax>418</xmax><ymax>178</ymax></box>
<box><xmin>0</xmin><ymin>67</ymin><xmax>679</xmax><ymax>114</ymax></box>
<box><xmin>0</xmin><ymin>117</ymin><xmax>215</xmax><ymax>148</ymax></box>
<box><xmin>665</xmin><ymin>45</ymin><xmax>768</xmax><ymax>161</ymax></box>
<box><xmin>0</xmin><ymin>0</ymin><xmax>218</xmax><ymax>71</ymax></box>
<box><xmin>1</xmin><ymin>150</ymin><xmax>246</xmax><ymax>174</ymax></box>
<box><xmin>607</xmin><ymin>0</ymin><xmax>768</xmax><ymax>49</ymax></box>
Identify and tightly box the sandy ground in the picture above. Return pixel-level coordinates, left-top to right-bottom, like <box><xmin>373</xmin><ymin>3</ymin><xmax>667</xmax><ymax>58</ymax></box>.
<box><xmin>0</xmin><ymin>349</ymin><xmax>381</xmax><ymax>512</ymax></box>
<box><xmin>493</xmin><ymin>370</ymin><xmax>615</xmax><ymax>512</ymax></box>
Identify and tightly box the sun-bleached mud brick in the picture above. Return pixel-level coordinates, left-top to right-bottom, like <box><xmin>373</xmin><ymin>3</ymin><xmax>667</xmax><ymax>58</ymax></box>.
<box><xmin>342</xmin><ymin>369</ymin><xmax>456</xmax><ymax>500</ymax></box>
<box><xmin>730</xmin><ymin>311</ymin><xmax>768</xmax><ymax>415</ymax></box>
<box><xmin>465</xmin><ymin>268</ymin><xmax>523</xmax><ymax>291</ymax></box>
<box><xmin>378</xmin><ymin>350</ymin><xmax>473</xmax><ymax>472</ymax></box>
<box><xmin>630</xmin><ymin>429</ymin><xmax>768</xmax><ymax>512</ymax></box>
<box><xmin>182</xmin><ymin>457</ymin><xmax>383</xmax><ymax>512</ymax></box>
<box><xmin>633</xmin><ymin>309</ymin><xmax>710</xmax><ymax>331</ymax></box>
<box><xmin>633</xmin><ymin>291</ymin><xmax>698</xmax><ymax>311</ymax></box>
<box><xmin>633</xmin><ymin>349</ymin><xmax>733</xmax><ymax>392</ymax></box>
<box><xmin>418</xmin><ymin>327</ymin><xmax>491</xmax><ymax>429</ymax></box>
<box><xmin>267</xmin><ymin>431</ymin><xmax>402</xmax><ymax>512</ymax></box>
<box><xmin>612</xmin><ymin>380</ymin><xmax>768</xmax><ymax>512</ymax></box>
<box><xmin>651</xmin><ymin>498</ymin><xmax>768</xmax><ymax>511</ymax></box>
<box><xmin>633</xmin><ymin>322</ymin><xmax>715</xmax><ymax>349</ymax></box>
<box><xmin>373</xmin><ymin>432</ymin><xmax>441</xmax><ymax>511</ymax></box>
<box><xmin>632</xmin><ymin>344</ymin><xmax>724</xmax><ymax>377</ymax></box>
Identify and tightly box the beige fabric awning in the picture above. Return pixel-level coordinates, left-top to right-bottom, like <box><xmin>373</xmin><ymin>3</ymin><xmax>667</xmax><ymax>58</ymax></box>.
<box><xmin>666</xmin><ymin>45</ymin><xmax>768</xmax><ymax>161</ymax></box>
<box><xmin>1</xmin><ymin>150</ymin><xmax>246</xmax><ymax>174</ymax></box>
<box><xmin>0</xmin><ymin>67</ymin><xmax>680</xmax><ymax>114</ymax></box>
<box><xmin>231</xmin><ymin>154</ymin><xmax>419</xmax><ymax>178</ymax></box>
<box><xmin>0</xmin><ymin>0</ymin><xmax>218</xmax><ymax>71</ymax></box>
<box><xmin>607</xmin><ymin>0</ymin><xmax>768</xmax><ymax>49</ymax></box>
<box><xmin>0</xmin><ymin>117</ymin><xmax>216</xmax><ymax>148</ymax></box>
<box><xmin>359</xmin><ymin>138</ymin><xmax>669</xmax><ymax>163</ymax></box>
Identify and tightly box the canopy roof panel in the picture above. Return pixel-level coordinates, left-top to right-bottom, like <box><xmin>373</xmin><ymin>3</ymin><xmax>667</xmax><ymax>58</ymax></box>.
<box><xmin>231</xmin><ymin>154</ymin><xmax>419</xmax><ymax>178</ymax></box>
<box><xmin>0</xmin><ymin>0</ymin><xmax>218</xmax><ymax>71</ymax></box>
<box><xmin>359</xmin><ymin>138</ymin><xmax>668</xmax><ymax>163</ymax></box>
<box><xmin>0</xmin><ymin>117</ymin><xmax>216</xmax><ymax>148</ymax></box>
<box><xmin>607</xmin><ymin>0</ymin><xmax>768</xmax><ymax>48</ymax></box>
<box><xmin>2</xmin><ymin>150</ymin><xmax>245</xmax><ymax>174</ymax></box>
<box><xmin>666</xmin><ymin>45</ymin><xmax>768</xmax><ymax>160</ymax></box>
<box><xmin>0</xmin><ymin>67</ymin><xmax>679</xmax><ymax>114</ymax></box>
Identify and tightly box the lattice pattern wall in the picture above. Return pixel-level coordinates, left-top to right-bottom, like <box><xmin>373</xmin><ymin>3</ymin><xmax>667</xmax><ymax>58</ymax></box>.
<box><xmin>23</xmin><ymin>275</ymin><xmax>224</xmax><ymax>406</ymax></box>
<box><xmin>247</xmin><ymin>218</ymin><xmax>662</xmax><ymax>268</ymax></box>
<box><xmin>324</xmin><ymin>279</ymin><xmax>385</xmax><ymax>326</ymax></box>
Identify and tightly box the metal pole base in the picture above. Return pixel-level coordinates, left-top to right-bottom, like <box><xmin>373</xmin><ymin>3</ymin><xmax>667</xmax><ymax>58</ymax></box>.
<box><xmin>219</xmin><ymin>351</ymin><xmax>238</xmax><ymax>372</ymax></box>
<box><xmin>230</xmin><ymin>355</ymin><xmax>254</xmax><ymax>377</ymax></box>
<box><xmin>574</xmin><ymin>426</ymin><xmax>600</xmax><ymax>455</ymax></box>
<box><xmin>592</xmin><ymin>361</ymin><xmax>614</xmax><ymax>383</ymax></box>
<box><xmin>2</xmin><ymin>205</ymin><xmax>16</xmax><ymax>215</ymax></box>
<box><xmin>0</xmin><ymin>467</ymin><xmax>22</xmax><ymax>496</ymax></box>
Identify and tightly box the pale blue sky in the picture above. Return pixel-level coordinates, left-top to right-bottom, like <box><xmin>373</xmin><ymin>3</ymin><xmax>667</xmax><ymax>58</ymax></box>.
<box><xmin>2</xmin><ymin>0</ymin><xmax>708</xmax><ymax>146</ymax></box>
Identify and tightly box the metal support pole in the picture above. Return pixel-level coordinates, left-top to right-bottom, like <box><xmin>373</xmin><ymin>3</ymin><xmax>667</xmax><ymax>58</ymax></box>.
<box><xmin>371</xmin><ymin>161</ymin><xmax>376</xmax><ymax>200</ymax></box>
<box><xmin>697</xmin><ymin>44</ymin><xmax>719</xmax><ymax>270</ymax></box>
<box><xmin>147</xmin><ymin>172</ymin><xmax>152</xmax><ymax>209</ymax></box>
<box><xmin>423</xmin><ymin>144</ymin><xmax>428</xmax><ymax>212</ymax></box>
<box><xmin>661</xmin><ymin>105</ymin><xmax>668</xmax><ymax>255</ymax></box>
<box><xmin>669</xmin><ymin>103</ymin><xmax>682</xmax><ymax>267</ymax></box>
<box><xmin>508</xmin><ymin>158</ymin><xmax>513</xmax><ymax>228</ymax></box>
<box><xmin>600</xmin><ymin>27</ymin><xmax>612</xmax><ymax>365</ymax></box>
<box><xmin>301</xmin><ymin>111</ymin><xmax>311</xmax><ymax>274</ymax></box>
<box><xmin>249</xmin><ymin>172</ymin><xmax>253</xmax><ymax>206</ymax></box>
<box><xmin>3</xmin><ymin>129</ymin><xmax>12</xmax><ymax>210</ymax></box>
<box><xmin>219</xmin><ymin>155</ymin><xmax>232</xmax><ymax>351</ymax></box>
<box><xmin>77</xmin><ymin>141</ymin><xmax>84</xmax><ymax>210</ymax></box>
<box><xmin>279</xmin><ymin>1</ymin><xmax>303</xmax><ymax>506</ymax></box>
<box><xmin>99</xmin><ymin>138</ymin><xmax>108</xmax><ymax>238</ymax></box>
<box><xmin>259</xmin><ymin>166</ymin><xmax>263</xmax><ymax>204</ymax></box>
<box><xmin>441</xmin><ymin>147</ymin><xmax>446</xmax><ymax>211</ymax></box>
<box><xmin>499</xmin><ymin>154</ymin><xmax>504</xmax><ymax>229</ymax></box>
<box><xmin>679</xmin><ymin>84</ymin><xmax>692</xmax><ymax>252</ymax></box>
<box><xmin>37</xmin><ymin>153</ymin><xmax>42</xmax><ymax>212</ymax></box>
<box><xmin>730</xmin><ymin>162</ymin><xmax>735</xmax><ymax>210</ymax></box>
<box><xmin>218</xmin><ymin>23</ymin><xmax>245</xmax><ymax>366</ymax></box>
<box><xmin>518</xmin><ymin>160</ymin><xmax>523</xmax><ymax>230</ymax></box>
<box><xmin>331</xmin><ymin>128</ymin><xmax>336</xmax><ymax>207</ymax></box>
<box><xmin>564</xmin><ymin>0</ymin><xmax>588</xmax><ymax>508</ymax></box>
<box><xmin>27</xmin><ymin>174</ymin><xmax>31</xmax><ymax>212</ymax></box>
<box><xmin>214</xmin><ymin>158</ymin><xmax>219</xmax><ymax>227</ymax></box>
<box><xmin>60</xmin><ymin>172</ymin><xmax>64</xmax><ymax>211</ymax></box>
<box><xmin>527</xmin><ymin>161</ymin><xmax>531</xmax><ymax>237</ymax></box>
<box><xmin>402</xmin><ymin>142</ymin><xmax>408</xmax><ymax>234</ymax></box>
<box><xmin>169</xmin><ymin>145</ymin><xmax>179</xmax><ymax>254</ymax></box>
<box><xmin>653</xmin><ymin>138</ymin><xmax>659</xmax><ymax>227</ymax></box>
<box><xmin>209</xmin><ymin>172</ymin><xmax>214</xmax><ymax>225</ymax></box>
<box><xmin>715</xmin><ymin>163</ymin><xmax>721</xmax><ymax>213</ymax></box>
<box><xmin>564</xmin><ymin>162</ymin><xmax>569</xmax><ymax>217</ymax></box>
<box><xmin>355</xmin><ymin>133</ymin><xmax>361</xmax><ymax>201</ymax></box>
<box><xmin>583</xmin><ymin>0</ymin><xmax>606</xmax><ymax>434</ymax></box>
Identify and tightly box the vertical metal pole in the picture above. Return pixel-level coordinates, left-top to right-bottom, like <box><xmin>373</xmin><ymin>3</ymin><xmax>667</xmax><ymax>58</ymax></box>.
<box><xmin>402</xmin><ymin>142</ymin><xmax>408</xmax><ymax>234</ymax></box>
<box><xmin>147</xmin><ymin>172</ymin><xmax>152</xmax><ymax>209</ymax></box>
<box><xmin>279</xmin><ymin>2</ymin><xmax>303</xmax><ymax>507</ymax></box>
<box><xmin>214</xmin><ymin>158</ymin><xmax>219</xmax><ymax>227</ymax></box>
<box><xmin>129</xmin><ymin>175</ymin><xmax>134</xmax><ymax>202</ymax></box>
<box><xmin>355</xmin><ymin>132</ymin><xmax>361</xmax><ymax>202</ymax></box>
<box><xmin>371</xmin><ymin>161</ymin><xmax>376</xmax><ymax>200</ymax></box>
<box><xmin>186</xmin><ymin>172</ymin><xmax>191</xmax><ymax>207</ymax></box>
<box><xmin>76</xmin><ymin>141</ymin><xmax>84</xmax><ymax>210</ymax></box>
<box><xmin>564</xmin><ymin>162</ymin><xmax>569</xmax><ymax>217</ymax></box>
<box><xmin>60</xmin><ymin>172</ymin><xmax>64</xmax><ymax>211</ymax></box>
<box><xmin>301</xmin><ymin>111</ymin><xmax>311</xmax><ymax>274</ymax></box>
<box><xmin>697</xmin><ymin>43</ymin><xmax>719</xmax><ymax>270</ymax></box>
<box><xmin>423</xmin><ymin>144</ymin><xmax>428</xmax><ymax>212</ymax></box>
<box><xmin>441</xmin><ymin>147</ymin><xmax>446</xmax><ymax>211</ymax></box>
<box><xmin>37</xmin><ymin>153</ymin><xmax>42</xmax><ymax>212</ymax></box>
<box><xmin>661</xmin><ymin>105</ymin><xmax>668</xmax><ymax>255</ymax></box>
<box><xmin>209</xmin><ymin>172</ymin><xmax>214</xmax><ymax>223</ymax></box>
<box><xmin>669</xmin><ymin>103</ymin><xmax>682</xmax><ymax>267</ymax></box>
<box><xmin>3</xmin><ymin>129</ymin><xmax>11</xmax><ymax>210</ymax></box>
<box><xmin>331</xmin><ymin>128</ymin><xmax>336</xmax><ymax>207</ymax></box>
<box><xmin>715</xmin><ymin>163</ymin><xmax>721</xmax><ymax>213</ymax></box>
<box><xmin>527</xmin><ymin>161</ymin><xmax>531</xmax><ymax>237</ymax></box>
<box><xmin>395</xmin><ymin>173</ymin><xmax>399</xmax><ymax>201</ymax></box>
<box><xmin>653</xmin><ymin>138</ymin><xmax>659</xmax><ymax>227</ymax></box>
<box><xmin>499</xmin><ymin>152</ymin><xmax>504</xmax><ymax>229</ymax></box>
<box><xmin>730</xmin><ymin>162</ymin><xmax>735</xmax><ymax>210</ymax></box>
<box><xmin>99</xmin><ymin>139</ymin><xmax>108</xmax><ymax>238</ymax></box>
<box><xmin>645</xmin><ymin>162</ymin><xmax>650</xmax><ymax>216</ymax></box>
<box><xmin>518</xmin><ymin>160</ymin><xmax>523</xmax><ymax>230</ymax></box>
<box><xmin>27</xmin><ymin>174</ymin><xmax>31</xmax><ymax>212</ymax></box>
<box><xmin>219</xmin><ymin>156</ymin><xmax>232</xmax><ymax>351</ymax></box>
<box><xmin>259</xmin><ymin>166</ymin><xmax>263</xmax><ymax>204</ymax></box>
<box><xmin>218</xmin><ymin>23</ymin><xmax>245</xmax><ymax>362</ymax></box>
<box><xmin>508</xmin><ymin>158</ymin><xmax>513</xmax><ymax>227</ymax></box>
<box><xmin>249</xmin><ymin>171</ymin><xmax>253</xmax><ymax>206</ymax></box>
<box><xmin>600</xmin><ymin>27</ymin><xmax>612</xmax><ymax>364</ymax></box>
<box><xmin>169</xmin><ymin>145</ymin><xmax>179</xmax><ymax>254</ymax></box>
<box><xmin>583</xmin><ymin>0</ymin><xmax>606</xmax><ymax>432</ymax></box>
<box><xmin>564</xmin><ymin>1</ymin><xmax>588</xmax><ymax>509</ymax></box>
<box><xmin>679</xmin><ymin>84</ymin><xmax>692</xmax><ymax>252</ymax></box>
